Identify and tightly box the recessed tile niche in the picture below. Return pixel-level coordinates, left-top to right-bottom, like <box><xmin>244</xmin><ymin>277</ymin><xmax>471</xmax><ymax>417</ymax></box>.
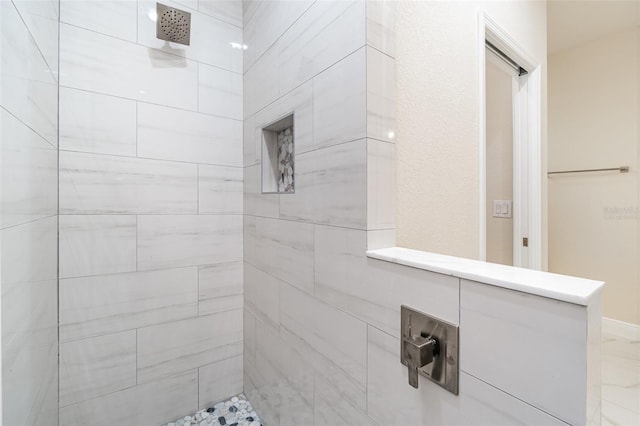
<box><xmin>262</xmin><ymin>114</ymin><xmax>294</xmax><ymax>194</ymax></box>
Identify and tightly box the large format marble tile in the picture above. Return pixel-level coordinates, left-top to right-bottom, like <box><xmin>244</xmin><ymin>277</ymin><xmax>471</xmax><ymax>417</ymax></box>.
<box><xmin>59</xmin><ymin>267</ymin><xmax>198</xmax><ymax>342</ymax></box>
<box><xmin>244</xmin><ymin>263</ymin><xmax>280</xmax><ymax>328</ymax></box>
<box><xmin>169</xmin><ymin>0</ymin><xmax>198</xmax><ymax>9</ymax></box>
<box><xmin>59</xmin><ymin>331</ymin><xmax>136</xmax><ymax>407</ymax></box>
<box><xmin>60</xmin><ymin>23</ymin><xmax>198</xmax><ymax>110</ymax></box>
<box><xmin>243</xmin><ymin>44</ymin><xmax>279</xmax><ymax>119</ymax></box>
<box><xmin>280</xmin><ymin>283</ymin><xmax>367</xmax><ymax>400</ymax></box>
<box><xmin>198</xmin><ymin>63</ymin><xmax>242</xmax><ymax>120</ymax></box>
<box><xmin>1</xmin><ymin>1</ymin><xmax>58</xmax><ymax>145</ymax></box>
<box><xmin>279</xmin><ymin>313</ymin><xmax>366</xmax><ymax>420</ymax></box>
<box><xmin>2</xmin><ymin>287</ymin><xmax>58</xmax><ymax>426</ymax></box>
<box><xmin>11</xmin><ymin>0</ymin><xmax>59</xmax><ymax>21</ymax></box>
<box><xmin>138</xmin><ymin>0</ymin><xmax>242</xmax><ymax>73</ymax></box>
<box><xmin>244</xmin><ymin>321</ymin><xmax>283</xmax><ymax>426</ymax></box>
<box><xmin>243</xmin><ymin>215</ymin><xmax>257</xmax><ymax>264</ymax></box>
<box><xmin>2</xmin><ymin>278</ymin><xmax>57</xmax><ymax>359</ymax></box>
<box><xmin>137</xmin><ymin>214</ymin><xmax>243</xmax><ymax>270</ymax></box>
<box><xmin>366</xmin><ymin>326</ymin><xmax>567</xmax><ymax>426</ymax></box>
<box><xmin>14</xmin><ymin>3</ymin><xmax>59</xmax><ymax>78</ymax></box>
<box><xmin>314</xmin><ymin>225</ymin><xmax>459</xmax><ymax>336</ymax></box>
<box><xmin>137</xmin><ymin>309</ymin><xmax>243</xmax><ymax>383</ymax></box>
<box><xmin>138</xmin><ymin>102</ymin><xmax>242</xmax><ymax>167</ymax></box>
<box><xmin>460</xmin><ymin>279</ymin><xmax>587</xmax><ymax>425</ymax></box>
<box><xmin>244</xmin><ymin>0</ymin><xmax>364</xmax><ymax>115</ymax></box>
<box><xmin>243</xmin><ymin>165</ymin><xmax>279</xmax><ymax>218</ymax></box>
<box><xmin>243</xmin><ymin>114</ymin><xmax>259</xmax><ymax>166</ymax></box>
<box><xmin>198</xmin><ymin>164</ymin><xmax>243</xmax><ymax>214</ymax></box>
<box><xmin>253</xmin><ymin>80</ymin><xmax>313</xmax><ymax>155</ymax></box>
<box><xmin>367</xmin><ymin>139</ymin><xmax>395</xmax><ymax>230</ymax></box>
<box><xmin>280</xmin><ymin>139</ymin><xmax>367</xmax><ymax>229</ymax></box>
<box><xmin>275</xmin><ymin>0</ymin><xmax>365</xmax><ymax>96</ymax></box>
<box><xmin>366</xmin><ymin>46</ymin><xmax>396</xmax><ymax>143</ymax></box>
<box><xmin>601</xmin><ymin>331</ymin><xmax>639</xmax><ymax>425</ymax></box>
<box><xmin>314</xmin><ymin>374</ymin><xmax>375</xmax><ymax>426</ymax></box>
<box><xmin>1</xmin><ymin>110</ymin><xmax>57</xmax><ymax>229</ymax></box>
<box><xmin>366</xmin><ymin>0</ymin><xmax>396</xmax><ymax>58</ymax></box>
<box><xmin>198</xmin><ymin>262</ymin><xmax>243</xmax><ymax>316</ymax></box>
<box><xmin>245</xmin><ymin>318</ymin><xmax>314</xmax><ymax>426</ymax></box>
<box><xmin>278</xmin><ymin>331</ymin><xmax>314</xmax><ymax>426</ymax></box>
<box><xmin>59</xmin><ymin>215</ymin><xmax>136</xmax><ymax>278</ymax></box>
<box><xmin>199</xmin><ymin>0</ymin><xmax>242</xmax><ymax>28</ymax></box>
<box><xmin>60</xmin><ymin>151</ymin><xmax>198</xmax><ymax>214</ymax></box>
<box><xmin>1</xmin><ymin>216</ymin><xmax>57</xmax><ymax>285</ymax></box>
<box><xmin>250</xmin><ymin>216</ymin><xmax>314</xmax><ymax>293</ymax></box>
<box><xmin>60</xmin><ymin>88</ymin><xmax>137</xmax><ymax>156</ymax></box>
<box><xmin>244</xmin><ymin>310</ymin><xmax>256</xmax><ymax>367</ymax></box>
<box><xmin>587</xmin><ymin>298</ymin><xmax>603</xmax><ymax>422</ymax></box>
<box><xmin>198</xmin><ymin>355</ymin><xmax>243</xmax><ymax>409</ymax></box>
<box><xmin>242</xmin><ymin>0</ymin><xmax>313</xmax><ymax>71</ymax></box>
<box><xmin>602</xmin><ymin>333</ymin><xmax>640</xmax><ymax>414</ymax></box>
<box><xmin>60</xmin><ymin>0</ymin><xmax>137</xmax><ymax>42</ymax></box>
<box><xmin>60</xmin><ymin>370</ymin><xmax>198</xmax><ymax>426</ymax></box>
<box><xmin>602</xmin><ymin>400</ymin><xmax>640</xmax><ymax>426</ymax></box>
<box><xmin>313</xmin><ymin>48</ymin><xmax>366</xmax><ymax>149</ymax></box>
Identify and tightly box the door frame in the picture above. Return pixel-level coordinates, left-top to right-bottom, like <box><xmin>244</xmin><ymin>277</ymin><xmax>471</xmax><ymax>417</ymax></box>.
<box><xmin>478</xmin><ymin>12</ymin><xmax>542</xmax><ymax>270</ymax></box>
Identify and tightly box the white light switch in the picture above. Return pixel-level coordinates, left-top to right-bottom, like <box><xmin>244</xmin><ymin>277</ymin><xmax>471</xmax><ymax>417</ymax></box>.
<box><xmin>492</xmin><ymin>200</ymin><xmax>512</xmax><ymax>218</ymax></box>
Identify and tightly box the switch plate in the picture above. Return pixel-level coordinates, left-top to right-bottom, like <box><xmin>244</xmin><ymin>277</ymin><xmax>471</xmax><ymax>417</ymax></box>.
<box><xmin>492</xmin><ymin>200</ymin><xmax>512</xmax><ymax>218</ymax></box>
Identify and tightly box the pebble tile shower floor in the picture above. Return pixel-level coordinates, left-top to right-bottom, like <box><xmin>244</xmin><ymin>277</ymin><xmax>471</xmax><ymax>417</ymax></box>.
<box><xmin>162</xmin><ymin>394</ymin><xmax>263</xmax><ymax>426</ymax></box>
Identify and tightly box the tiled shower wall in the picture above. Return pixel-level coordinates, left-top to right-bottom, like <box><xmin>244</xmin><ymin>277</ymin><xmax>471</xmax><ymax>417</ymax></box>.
<box><xmin>57</xmin><ymin>1</ymin><xmax>244</xmax><ymax>424</ymax></box>
<box><xmin>242</xmin><ymin>1</ymin><xmax>398</xmax><ymax>424</ymax></box>
<box><xmin>243</xmin><ymin>2</ymin><xmax>595</xmax><ymax>426</ymax></box>
<box><xmin>1</xmin><ymin>0</ymin><xmax>59</xmax><ymax>424</ymax></box>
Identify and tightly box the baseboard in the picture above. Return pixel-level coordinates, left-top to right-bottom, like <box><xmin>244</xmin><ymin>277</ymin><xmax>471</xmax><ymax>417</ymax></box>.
<box><xmin>602</xmin><ymin>316</ymin><xmax>640</xmax><ymax>340</ymax></box>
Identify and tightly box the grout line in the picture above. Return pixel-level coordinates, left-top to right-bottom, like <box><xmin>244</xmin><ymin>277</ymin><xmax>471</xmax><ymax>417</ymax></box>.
<box><xmin>59</xmin><ymin>147</ymin><xmax>244</xmax><ymax>169</ymax></box>
<box><xmin>0</xmin><ymin>214</ymin><xmax>58</xmax><ymax>231</ymax></box>
<box><xmin>135</xmin><ymin>328</ymin><xmax>138</xmax><ymax>385</ymax></box>
<box><xmin>243</xmin><ymin>0</ymin><xmax>318</xmax><ymax>76</ymax></box>
<box><xmin>9</xmin><ymin>0</ymin><xmax>58</xmax><ymax>81</ymax></box>
<box><xmin>365</xmin><ymin>43</ymin><xmax>369</xmax><ymax>231</ymax></box>
<box><xmin>58</xmin><ymin>261</ymin><xmax>241</xmax><ymax>282</ymax></box>
<box><xmin>0</xmin><ymin>106</ymin><xmax>58</xmax><ymax>151</ymax></box>
<box><xmin>463</xmin><ymin>370</ymin><xmax>570</xmax><ymax>424</ymax></box>
<box><xmin>367</xmin><ymin>43</ymin><xmax>394</xmax><ymax>61</ymax></box>
<box><xmin>135</xmin><ymin>101</ymin><xmax>138</xmax><ymax>158</ymax></box>
<box><xmin>245</xmin><ymin>212</ymin><xmax>394</xmax><ymax>233</ymax></box>
<box><xmin>56</xmin><ymin>4</ymin><xmax>61</xmax><ymax>419</ymax></box>
<box><xmin>58</xmin><ymin>213</ymin><xmax>244</xmax><ymax>217</ymax></box>
<box><xmin>135</xmin><ymin>215</ymin><xmax>139</xmax><ymax>272</ymax></box>
<box><xmin>60</xmin><ymin>21</ymin><xmax>243</xmax><ymax>76</ymax></box>
<box><xmin>247</xmin><ymin>45</ymin><xmax>366</xmax><ymax>119</ymax></box>
<box><xmin>365</xmin><ymin>324</ymin><xmax>369</xmax><ymax>415</ymax></box>
<box><xmin>59</xmin><ymin>85</ymin><xmax>243</xmax><ymax>123</ymax></box>
<box><xmin>61</xmin><ymin>308</ymin><xmax>244</xmax><ymax>345</ymax></box>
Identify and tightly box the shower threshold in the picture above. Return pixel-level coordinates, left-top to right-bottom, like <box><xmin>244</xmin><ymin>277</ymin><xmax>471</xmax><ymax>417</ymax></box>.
<box><xmin>162</xmin><ymin>393</ymin><xmax>263</xmax><ymax>426</ymax></box>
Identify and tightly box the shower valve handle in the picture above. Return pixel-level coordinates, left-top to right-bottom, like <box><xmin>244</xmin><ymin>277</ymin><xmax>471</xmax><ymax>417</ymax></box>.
<box><xmin>403</xmin><ymin>334</ymin><xmax>436</xmax><ymax>389</ymax></box>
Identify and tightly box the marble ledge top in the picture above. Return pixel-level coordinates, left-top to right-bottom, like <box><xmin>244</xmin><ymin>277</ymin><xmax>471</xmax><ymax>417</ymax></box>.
<box><xmin>366</xmin><ymin>247</ymin><xmax>604</xmax><ymax>306</ymax></box>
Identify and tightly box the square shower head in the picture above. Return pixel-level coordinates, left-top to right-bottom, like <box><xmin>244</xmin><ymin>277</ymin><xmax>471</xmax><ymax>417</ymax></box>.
<box><xmin>156</xmin><ymin>3</ymin><xmax>191</xmax><ymax>46</ymax></box>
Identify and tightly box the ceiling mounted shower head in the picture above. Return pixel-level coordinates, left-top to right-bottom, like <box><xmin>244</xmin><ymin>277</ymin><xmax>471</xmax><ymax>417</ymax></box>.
<box><xmin>156</xmin><ymin>3</ymin><xmax>191</xmax><ymax>46</ymax></box>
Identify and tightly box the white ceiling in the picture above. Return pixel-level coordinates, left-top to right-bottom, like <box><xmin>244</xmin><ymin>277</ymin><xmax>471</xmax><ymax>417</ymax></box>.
<box><xmin>548</xmin><ymin>0</ymin><xmax>640</xmax><ymax>54</ymax></box>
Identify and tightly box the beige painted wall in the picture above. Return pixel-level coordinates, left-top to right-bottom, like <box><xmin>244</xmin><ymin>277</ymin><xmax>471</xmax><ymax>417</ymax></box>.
<box><xmin>548</xmin><ymin>27</ymin><xmax>640</xmax><ymax>325</ymax></box>
<box><xmin>485</xmin><ymin>58</ymin><xmax>513</xmax><ymax>266</ymax></box>
<box><xmin>395</xmin><ymin>1</ymin><xmax>547</xmax><ymax>263</ymax></box>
